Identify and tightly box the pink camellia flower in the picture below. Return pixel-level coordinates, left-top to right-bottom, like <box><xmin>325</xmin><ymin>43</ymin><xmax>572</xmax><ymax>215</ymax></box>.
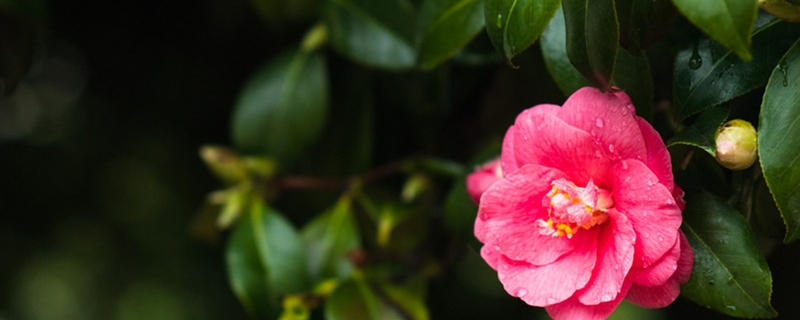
<box><xmin>466</xmin><ymin>159</ymin><xmax>503</xmax><ymax>204</ymax></box>
<box><xmin>474</xmin><ymin>87</ymin><xmax>693</xmax><ymax>319</ymax></box>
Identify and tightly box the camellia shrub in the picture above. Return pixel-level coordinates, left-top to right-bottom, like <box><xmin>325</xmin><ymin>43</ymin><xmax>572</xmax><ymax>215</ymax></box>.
<box><xmin>200</xmin><ymin>0</ymin><xmax>800</xmax><ymax>319</ymax></box>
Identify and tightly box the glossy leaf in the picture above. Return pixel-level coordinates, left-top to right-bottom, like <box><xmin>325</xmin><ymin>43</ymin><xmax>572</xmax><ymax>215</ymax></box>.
<box><xmin>615</xmin><ymin>0</ymin><xmax>677</xmax><ymax>53</ymax></box>
<box><xmin>668</xmin><ymin>107</ymin><xmax>729</xmax><ymax>156</ymax></box>
<box><xmin>671</xmin><ymin>0</ymin><xmax>757</xmax><ymax>61</ymax></box>
<box><xmin>680</xmin><ymin>189</ymin><xmax>776</xmax><ymax>318</ymax></box>
<box><xmin>325</xmin><ymin>277</ymin><xmax>424</xmax><ymax>320</ymax></box>
<box><xmin>484</xmin><ymin>0</ymin><xmax>560</xmax><ymax>66</ymax></box>
<box><xmin>231</xmin><ymin>47</ymin><xmax>329</xmax><ymax>164</ymax></box>
<box><xmin>325</xmin><ymin>0</ymin><xmax>417</xmax><ymax>70</ymax></box>
<box><xmin>562</xmin><ymin>0</ymin><xmax>619</xmax><ymax>90</ymax></box>
<box><xmin>674</xmin><ymin>14</ymin><xmax>800</xmax><ymax>119</ymax></box>
<box><xmin>612</xmin><ymin>49</ymin><xmax>653</xmax><ymax>120</ymax></box>
<box><xmin>226</xmin><ymin>203</ymin><xmax>310</xmax><ymax>319</ymax></box>
<box><xmin>540</xmin><ymin>5</ymin><xmax>590</xmax><ymax>96</ymax></box>
<box><xmin>418</xmin><ymin>0</ymin><xmax>486</xmax><ymax>69</ymax></box>
<box><xmin>759</xmin><ymin>38</ymin><xmax>800</xmax><ymax>243</ymax></box>
<box><xmin>301</xmin><ymin>197</ymin><xmax>361</xmax><ymax>282</ymax></box>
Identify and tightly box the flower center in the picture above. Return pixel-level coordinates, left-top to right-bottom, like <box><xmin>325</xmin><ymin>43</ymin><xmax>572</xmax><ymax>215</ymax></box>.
<box><xmin>536</xmin><ymin>178</ymin><xmax>613</xmax><ymax>238</ymax></box>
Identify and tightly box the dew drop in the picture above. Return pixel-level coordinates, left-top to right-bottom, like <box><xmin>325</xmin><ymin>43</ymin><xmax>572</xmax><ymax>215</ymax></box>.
<box><xmin>726</xmin><ymin>305</ymin><xmax>737</xmax><ymax>311</ymax></box>
<box><xmin>779</xmin><ymin>60</ymin><xmax>789</xmax><ymax>87</ymax></box>
<box><xmin>658</xmin><ymin>236</ymin><xmax>664</xmax><ymax>242</ymax></box>
<box><xmin>644</xmin><ymin>233</ymin><xmax>650</xmax><ymax>239</ymax></box>
<box><xmin>502</xmin><ymin>265</ymin><xmax>509</xmax><ymax>270</ymax></box>
<box><xmin>494</xmin><ymin>245</ymin><xmax>500</xmax><ymax>251</ymax></box>
<box><xmin>496</xmin><ymin>14</ymin><xmax>503</xmax><ymax>28</ymax></box>
<box><xmin>499</xmin><ymin>274</ymin><xmax>506</xmax><ymax>280</ymax></box>
<box><xmin>620</xmin><ymin>160</ymin><xmax>628</xmax><ymax>170</ymax></box>
<box><xmin>647</xmin><ymin>180</ymin><xmax>656</xmax><ymax>187</ymax></box>
<box><xmin>595</xmin><ymin>150</ymin><xmax>602</xmax><ymax>158</ymax></box>
<box><xmin>608</xmin><ymin>144</ymin><xmax>615</xmax><ymax>153</ymax></box>
<box><xmin>595</xmin><ymin>118</ymin><xmax>605</xmax><ymax>128</ymax></box>
<box><xmin>601</xmin><ymin>293</ymin><xmax>612</xmax><ymax>301</ymax></box>
<box><xmin>546</xmin><ymin>297</ymin><xmax>558</xmax><ymax>304</ymax></box>
<box><xmin>614</xmin><ymin>264</ymin><xmax>619</xmax><ymax>270</ymax></box>
<box><xmin>642</xmin><ymin>211</ymin><xmax>648</xmax><ymax>217</ymax></box>
<box><xmin>516</xmin><ymin>289</ymin><xmax>528</xmax><ymax>297</ymax></box>
<box><xmin>689</xmin><ymin>42</ymin><xmax>702</xmax><ymax>70</ymax></box>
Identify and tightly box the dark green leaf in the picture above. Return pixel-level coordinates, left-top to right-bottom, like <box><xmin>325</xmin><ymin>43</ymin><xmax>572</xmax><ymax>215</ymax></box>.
<box><xmin>668</xmin><ymin>107</ymin><xmax>729</xmax><ymax>156</ymax></box>
<box><xmin>248</xmin><ymin>0</ymin><xmax>322</xmax><ymax>23</ymax></box>
<box><xmin>671</xmin><ymin>0</ymin><xmax>757</xmax><ymax>61</ymax></box>
<box><xmin>484</xmin><ymin>0</ymin><xmax>560</xmax><ymax>66</ymax></box>
<box><xmin>540</xmin><ymin>5</ymin><xmax>590</xmax><ymax>96</ymax></box>
<box><xmin>226</xmin><ymin>203</ymin><xmax>310</xmax><ymax>319</ymax></box>
<box><xmin>612</xmin><ymin>49</ymin><xmax>653</xmax><ymax>120</ymax></box>
<box><xmin>325</xmin><ymin>276</ymin><xmax>428</xmax><ymax>320</ymax></box>
<box><xmin>615</xmin><ymin>0</ymin><xmax>677</xmax><ymax>53</ymax></box>
<box><xmin>418</xmin><ymin>0</ymin><xmax>485</xmax><ymax>69</ymax></box>
<box><xmin>674</xmin><ymin>14</ymin><xmax>800</xmax><ymax>119</ymax></box>
<box><xmin>759</xmin><ymin>37</ymin><xmax>800</xmax><ymax>243</ymax></box>
<box><xmin>231</xmin><ymin>47</ymin><xmax>329</xmax><ymax>164</ymax></box>
<box><xmin>301</xmin><ymin>197</ymin><xmax>361</xmax><ymax>282</ymax></box>
<box><xmin>443</xmin><ymin>177</ymin><xmax>478</xmax><ymax>239</ymax></box>
<box><xmin>680</xmin><ymin>189</ymin><xmax>776</xmax><ymax>318</ymax></box>
<box><xmin>325</xmin><ymin>0</ymin><xmax>417</xmax><ymax>70</ymax></box>
<box><xmin>562</xmin><ymin>0</ymin><xmax>619</xmax><ymax>90</ymax></box>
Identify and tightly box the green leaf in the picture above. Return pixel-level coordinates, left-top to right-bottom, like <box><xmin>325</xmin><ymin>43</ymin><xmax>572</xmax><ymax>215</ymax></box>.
<box><xmin>671</xmin><ymin>0</ymin><xmax>757</xmax><ymax>61</ymax></box>
<box><xmin>680</xmin><ymin>189</ymin><xmax>777</xmax><ymax>318</ymax></box>
<box><xmin>759</xmin><ymin>37</ymin><xmax>800</xmax><ymax>243</ymax></box>
<box><xmin>301</xmin><ymin>197</ymin><xmax>361</xmax><ymax>282</ymax></box>
<box><xmin>615</xmin><ymin>0</ymin><xmax>678</xmax><ymax>53</ymax></box>
<box><xmin>612</xmin><ymin>49</ymin><xmax>653</xmax><ymax>120</ymax></box>
<box><xmin>562</xmin><ymin>0</ymin><xmax>619</xmax><ymax>90</ymax></box>
<box><xmin>325</xmin><ymin>0</ymin><xmax>418</xmax><ymax>70</ymax></box>
<box><xmin>674</xmin><ymin>14</ymin><xmax>800</xmax><ymax>119</ymax></box>
<box><xmin>443</xmin><ymin>177</ymin><xmax>478</xmax><ymax>239</ymax></box>
<box><xmin>418</xmin><ymin>0</ymin><xmax>486</xmax><ymax>69</ymax></box>
<box><xmin>484</xmin><ymin>0</ymin><xmax>561</xmax><ymax>66</ymax></box>
<box><xmin>325</xmin><ymin>276</ymin><xmax>427</xmax><ymax>320</ymax></box>
<box><xmin>668</xmin><ymin>107</ymin><xmax>730</xmax><ymax>156</ymax></box>
<box><xmin>540</xmin><ymin>5</ymin><xmax>591</xmax><ymax>96</ymax></box>
<box><xmin>231</xmin><ymin>47</ymin><xmax>329</xmax><ymax>164</ymax></box>
<box><xmin>226</xmin><ymin>203</ymin><xmax>310</xmax><ymax>319</ymax></box>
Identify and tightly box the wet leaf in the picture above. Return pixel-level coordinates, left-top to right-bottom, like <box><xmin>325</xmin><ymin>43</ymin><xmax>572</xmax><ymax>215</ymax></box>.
<box><xmin>681</xmin><ymin>189</ymin><xmax>776</xmax><ymax>318</ymax></box>
<box><xmin>671</xmin><ymin>0</ymin><xmax>757</xmax><ymax>61</ymax></box>
<box><xmin>668</xmin><ymin>107</ymin><xmax>730</xmax><ymax>156</ymax></box>
<box><xmin>562</xmin><ymin>0</ymin><xmax>619</xmax><ymax>90</ymax></box>
<box><xmin>484</xmin><ymin>0</ymin><xmax>560</xmax><ymax>66</ymax></box>
<box><xmin>540</xmin><ymin>5</ymin><xmax>590</xmax><ymax>96</ymax></box>
<box><xmin>759</xmin><ymin>37</ymin><xmax>800</xmax><ymax>243</ymax></box>
<box><xmin>301</xmin><ymin>198</ymin><xmax>361</xmax><ymax>282</ymax></box>
<box><xmin>673</xmin><ymin>13</ymin><xmax>800</xmax><ymax>119</ymax></box>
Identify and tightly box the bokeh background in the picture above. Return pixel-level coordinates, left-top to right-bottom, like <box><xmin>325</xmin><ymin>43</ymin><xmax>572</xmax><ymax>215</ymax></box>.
<box><xmin>3</xmin><ymin>1</ymin><xmax>800</xmax><ymax>319</ymax></box>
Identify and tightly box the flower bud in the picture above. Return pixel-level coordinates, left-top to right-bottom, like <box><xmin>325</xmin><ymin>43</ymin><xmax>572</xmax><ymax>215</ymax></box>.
<box><xmin>199</xmin><ymin>145</ymin><xmax>248</xmax><ymax>184</ymax></box>
<box><xmin>759</xmin><ymin>0</ymin><xmax>800</xmax><ymax>22</ymax></box>
<box><xmin>715</xmin><ymin>119</ymin><xmax>758</xmax><ymax>170</ymax></box>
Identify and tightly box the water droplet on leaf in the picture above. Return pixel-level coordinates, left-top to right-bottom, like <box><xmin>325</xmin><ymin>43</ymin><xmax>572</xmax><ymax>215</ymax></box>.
<box><xmin>496</xmin><ymin>14</ymin><xmax>502</xmax><ymax>28</ymax></box>
<box><xmin>689</xmin><ymin>42</ymin><xmax>702</xmax><ymax>70</ymax></box>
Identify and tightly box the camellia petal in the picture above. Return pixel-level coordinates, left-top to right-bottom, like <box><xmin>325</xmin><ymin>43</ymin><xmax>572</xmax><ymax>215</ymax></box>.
<box><xmin>576</xmin><ymin>210</ymin><xmax>636</xmax><ymax>305</ymax></box>
<box><xmin>466</xmin><ymin>159</ymin><xmax>503</xmax><ymax>204</ymax></box>
<box><xmin>508</xmin><ymin>105</ymin><xmax>614</xmax><ymax>188</ymax></box>
<box><xmin>546</xmin><ymin>282</ymin><xmax>632</xmax><ymax>320</ymax></box>
<box><xmin>612</xmin><ymin>159</ymin><xmax>681</xmax><ymax>268</ymax></box>
<box><xmin>483</xmin><ymin>230</ymin><xmax>600</xmax><ymax>307</ymax></box>
<box><xmin>476</xmin><ymin>164</ymin><xmax>579</xmax><ymax>266</ymax></box>
<box><xmin>626</xmin><ymin>232</ymin><xmax>680</xmax><ymax>286</ymax></box>
<box><xmin>635</xmin><ymin>117</ymin><xmax>675</xmax><ymax>193</ymax></box>
<box><xmin>626</xmin><ymin>232</ymin><xmax>693</xmax><ymax>308</ymax></box>
<box><xmin>557</xmin><ymin>87</ymin><xmax>648</xmax><ymax>163</ymax></box>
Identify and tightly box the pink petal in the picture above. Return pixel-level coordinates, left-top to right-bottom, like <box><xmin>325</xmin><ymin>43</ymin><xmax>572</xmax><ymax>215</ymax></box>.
<box><xmin>576</xmin><ymin>210</ymin><xmax>636</xmax><ymax>305</ymax></box>
<box><xmin>483</xmin><ymin>230</ymin><xmax>600</xmax><ymax>307</ymax></box>
<box><xmin>635</xmin><ymin>117</ymin><xmax>675</xmax><ymax>193</ymax></box>
<box><xmin>556</xmin><ymin>87</ymin><xmax>647</xmax><ymax>163</ymax></box>
<box><xmin>626</xmin><ymin>231</ymin><xmax>694</xmax><ymax>308</ymax></box>
<box><xmin>612</xmin><ymin>159</ymin><xmax>682</xmax><ymax>268</ymax></box>
<box><xmin>546</xmin><ymin>282</ymin><xmax>632</xmax><ymax>320</ymax></box>
<box><xmin>475</xmin><ymin>164</ymin><xmax>579</xmax><ymax>266</ymax></box>
<box><xmin>507</xmin><ymin>102</ymin><xmax>614</xmax><ymax>188</ymax></box>
<box><xmin>466</xmin><ymin>159</ymin><xmax>502</xmax><ymax>204</ymax></box>
<box><xmin>501</xmin><ymin>104</ymin><xmax>560</xmax><ymax>175</ymax></box>
<box><xmin>626</xmin><ymin>232</ymin><xmax>680</xmax><ymax>286</ymax></box>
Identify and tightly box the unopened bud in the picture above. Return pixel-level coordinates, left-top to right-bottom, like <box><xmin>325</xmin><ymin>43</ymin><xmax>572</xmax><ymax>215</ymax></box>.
<box><xmin>199</xmin><ymin>145</ymin><xmax>248</xmax><ymax>183</ymax></box>
<box><xmin>759</xmin><ymin>0</ymin><xmax>800</xmax><ymax>22</ymax></box>
<box><xmin>715</xmin><ymin>119</ymin><xmax>758</xmax><ymax>170</ymax></box>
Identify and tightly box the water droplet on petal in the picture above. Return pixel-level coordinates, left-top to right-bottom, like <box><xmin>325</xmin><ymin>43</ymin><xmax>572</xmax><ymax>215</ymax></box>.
<box><xmin>644</xmin><ymin>233</ymin><xmax>650</xmax><ymax>239</ymax></box>
<box><xmin>516</xmin><ymin>289</ymin><xmax>528</xmax><ymax>297</ymax></box>
<box><xmin>642</xmin><ymin>211</ymin><xmax>648</xmax><ymax>217</ymax></box>
<box><xmin>620</xmin><ymin>160</ymin><xmax>628</xmax><ymax>170</ymax></box>
<box><xmin>546</xmin><ymin>297</ymin><xmax>557</xmax><ymax>304</ymax></box>
<box><xmin>502</xmin><ymin>265</ymin><xmax>509</xmax><ymax>270</ymax></box>
<box><xmin>494</xmin><ymin>245</ymin><xmax>500</xmax><ymax>251</ymax></box>
<box><xmin>608</xmin><ymin>144</ymin><xmax>616</xmax><ymax>153</ymax></box>
<box><xmin>595</xmin><ymin>150</ymin><xmax>603</xmax><ymax>158</ymax></box>
<box><xmin>601</xmin><ymin>293</ymin><xmax>612</xmax><ymax>301</ymax></box>
<box><xmin>499</xmin><ymin>274</ymin><xmax>506</xmax><ymax>280</ymax></box>
<box><xmin>658</xmin><ymin>236</ymin><xmax>664</xmax><ymax>242</ymax></box>
<box><xmin>614</xmin><ymin>264</ymin><xmax>619</xmax><ymax>270</ymax></box>
<box><xmin>647</xmin><ymin>180</ymin><xmax>656</xmax><ymax>187</ymax></box>
<box><xmin>595</xmin><ymin>118</ymin><xmax>605</xmax><ymax>128</ymax></box>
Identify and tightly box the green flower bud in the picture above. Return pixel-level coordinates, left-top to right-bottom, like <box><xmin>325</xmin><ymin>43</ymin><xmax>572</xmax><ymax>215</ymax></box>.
<box><xmin>759</xmin><ymin>0</ymin><xmax>800</xmax><ymax>22</ymax></box>
<box><xmin>715</xmin><ymin>119</ymin><xmax>758</xmax><ymax>170</ymax></box>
